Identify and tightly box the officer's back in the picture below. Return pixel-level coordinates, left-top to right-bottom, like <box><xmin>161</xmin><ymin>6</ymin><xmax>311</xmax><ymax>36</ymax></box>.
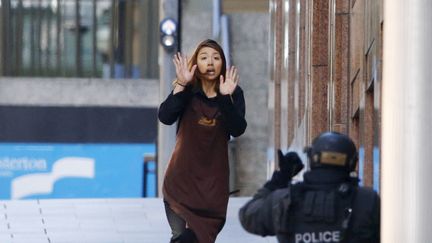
<box><xmin>239</xmin><ymin>131</ymin><xmax>380</xmax><ymax>243</ymax></box>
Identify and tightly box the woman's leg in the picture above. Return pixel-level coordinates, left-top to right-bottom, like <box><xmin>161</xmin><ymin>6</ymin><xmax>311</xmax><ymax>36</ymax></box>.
<box><xmin>164</xmin><ymin>200</ymin><xmax>186</xmax><ymax>240</ymax></box>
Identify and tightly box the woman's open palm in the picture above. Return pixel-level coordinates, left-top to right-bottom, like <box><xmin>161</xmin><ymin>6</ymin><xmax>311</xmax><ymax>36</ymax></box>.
<box><xmin>219</xmin><ymin>66</ymin><xmax>239</xmax><ymax>95</ymax></box>
<box><xmin>173</xmin><ymin>52</ymin><xmax>197</xmax><ymax>85</ymax></box>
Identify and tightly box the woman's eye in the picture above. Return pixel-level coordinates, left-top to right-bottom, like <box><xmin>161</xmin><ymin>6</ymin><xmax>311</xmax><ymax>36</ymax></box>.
<box><xmin>214</xmin><ymin>57</ymin><xmax>220</xmax><ymax>60</ymax></box>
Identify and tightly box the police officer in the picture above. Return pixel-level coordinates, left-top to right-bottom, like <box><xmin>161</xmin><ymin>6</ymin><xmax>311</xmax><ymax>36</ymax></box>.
<box><xmin>239</xmin><ymin>131</ymin><xmax>380</xmax><ymax>243</ymax></box>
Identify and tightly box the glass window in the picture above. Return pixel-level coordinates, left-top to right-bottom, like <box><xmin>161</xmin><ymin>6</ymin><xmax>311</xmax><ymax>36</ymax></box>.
<box><xmin>0</xmin><ymin>0</ymin><xmax>159</xmax><ymax>79</ymax></box>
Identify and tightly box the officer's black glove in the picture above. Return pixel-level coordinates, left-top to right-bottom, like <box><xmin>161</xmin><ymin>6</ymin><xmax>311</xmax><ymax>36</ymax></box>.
<box><xmin>279</xmin><ymin>150</ymin><xmax>304</xmax><ymax>178</ymax></box>
<box><xmin>264</xmin><ymin>150</ymin><xmax>304</xmax><ymax>191</ymax></box>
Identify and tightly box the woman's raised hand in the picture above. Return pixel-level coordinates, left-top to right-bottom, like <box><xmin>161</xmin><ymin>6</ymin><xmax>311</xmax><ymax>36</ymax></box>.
<box><xmin>173</xmin><ymin>52</ymin><xmax>197</xmax><ymax>85</ymax></box>
<box><xmin>219</xmin><ymin>66</ymin><xmax>239</xmax><ymax>95</ymax></box>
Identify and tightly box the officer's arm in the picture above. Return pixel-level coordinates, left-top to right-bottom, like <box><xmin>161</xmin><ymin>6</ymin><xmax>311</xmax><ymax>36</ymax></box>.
<box><xmin>352</xmin><ymin>188</ymin><xmax>381</xmax><ymax>243</ymax></box>
<box><xmin>239</xmin><ymin>187</ymin><xmax>276</xmax><ymax>236</ymax></box>
<box><xmin>371</xmin><ymin>193</ymin><xmax>381</xmax><ymax>243</ymax></box>
<box><xmin>239</xmin><ymin>151</ymin><xmax>301</xmax><ymax>236</ymax></box>
<box><xmin>239</xmin><ymin>186</ymin><xmax>290</xmax><ymax>236</ymax></box>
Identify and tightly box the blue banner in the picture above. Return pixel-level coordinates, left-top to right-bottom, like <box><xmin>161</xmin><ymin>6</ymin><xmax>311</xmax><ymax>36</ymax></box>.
<box><xmin>0</xmin><ymin>143</ymin><xmax>155</xmax><ymax>199</ymax></box>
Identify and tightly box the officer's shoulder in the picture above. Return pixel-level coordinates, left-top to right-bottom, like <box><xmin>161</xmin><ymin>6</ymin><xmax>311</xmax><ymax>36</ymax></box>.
<box><xmin>273</xmin><ymin>187</ymin><xmax>291</xmax><ymax>196</ymax></box>
<box><xmin>270</xmin><ymin>187</ymin><xmax>291</xmax><ymax>201</ymax></box>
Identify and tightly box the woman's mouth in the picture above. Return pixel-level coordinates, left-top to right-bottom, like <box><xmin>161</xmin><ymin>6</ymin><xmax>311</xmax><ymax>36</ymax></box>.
<box><xmin>206</xmin><ymin>69</ymin><xmax>216</xmax><ymax>74</ymax></box>
<box><xmin>198</xmin><ymin>69</ymin><xmax>218</xmax><ymax>80</ymax></box>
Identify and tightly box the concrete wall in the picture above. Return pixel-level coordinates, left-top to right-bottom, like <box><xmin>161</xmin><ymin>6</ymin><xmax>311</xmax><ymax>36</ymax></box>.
<box><xmin>180</xmin><ymin>0</ymin><xmax>213</xmax><ymax>55</ymax></box>
<box><xmin>0</xmin><ymin>78</ymin><xmax>159</xmax><ymax>107</ymax></box>
<box><xmin>229</xmin><ymin>13</ymin><xmax>270</xmax><ymax>195</ymax></box>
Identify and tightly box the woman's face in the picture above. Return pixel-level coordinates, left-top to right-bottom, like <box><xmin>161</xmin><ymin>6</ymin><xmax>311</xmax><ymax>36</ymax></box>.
<box><xmin>196</xmin><ymin>47</ymin><xmax>223</xmax><ymax>81</ymax></box>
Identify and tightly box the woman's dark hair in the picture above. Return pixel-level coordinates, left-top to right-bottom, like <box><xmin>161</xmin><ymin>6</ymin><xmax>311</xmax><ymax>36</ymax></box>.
<box><xmin>174</xmin><ymin>39</ymin><xmax>227</xmax><ymax>91</ymax></box>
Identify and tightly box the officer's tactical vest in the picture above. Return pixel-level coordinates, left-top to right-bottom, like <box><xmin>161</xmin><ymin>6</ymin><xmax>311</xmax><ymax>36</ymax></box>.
<box><xmin>278</xmin><ymin>182</ymin><xmax>357</xmax><ymax>243</ymax></box>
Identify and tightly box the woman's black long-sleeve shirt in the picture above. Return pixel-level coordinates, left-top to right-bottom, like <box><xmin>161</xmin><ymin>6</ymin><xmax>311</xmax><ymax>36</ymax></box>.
<box><xmin>158</xmin><ymin>86</ymin><xmax>247</xmax><ymax>137</ymax></box>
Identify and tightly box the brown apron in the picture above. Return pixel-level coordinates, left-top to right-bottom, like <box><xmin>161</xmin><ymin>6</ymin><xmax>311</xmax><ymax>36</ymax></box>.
<box><xmin>163</xmin><ymin>96</ymin><xmax>229</xmax><ymax>243</ymax></box>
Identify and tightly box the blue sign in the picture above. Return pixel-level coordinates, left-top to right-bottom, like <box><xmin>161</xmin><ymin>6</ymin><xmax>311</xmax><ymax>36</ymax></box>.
<box><xmin>0</xmin><ymin>143</ymin><xmax>155</xmax><ymax>199</ymax></box>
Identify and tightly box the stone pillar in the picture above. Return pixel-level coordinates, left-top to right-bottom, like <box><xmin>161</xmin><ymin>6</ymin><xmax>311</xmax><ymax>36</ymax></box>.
<box><xmin>382</xmin><ymin>0</ymin><xmax>432</xmax><ymax>241</ymax></box>
<box><xmin>157</xmin><ymin>0</ymin><xmax>179</xmax><ymax>197</ymax></box>
<box><xmin>1</xmin><ymin>0</ymin><xmax>11</xmax><ymax>76</ymax></box>
<box><xmin>309</xmin><ymin>0</ymin><xmax>329</xmax><ymax>139</ymax></box>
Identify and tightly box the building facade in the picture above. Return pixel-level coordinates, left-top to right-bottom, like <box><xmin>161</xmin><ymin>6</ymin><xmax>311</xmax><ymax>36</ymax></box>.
<box><xmin>269</xmin><ymin>0</ymin><xmax>383</xmax><ymax>189</ymax></box>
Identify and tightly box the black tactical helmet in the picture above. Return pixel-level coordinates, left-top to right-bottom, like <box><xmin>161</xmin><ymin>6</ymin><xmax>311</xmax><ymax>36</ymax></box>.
<box><xmin>304</xmin><ymin>131</ymin><xmax>358</xmax><ymax>172</ymax></box>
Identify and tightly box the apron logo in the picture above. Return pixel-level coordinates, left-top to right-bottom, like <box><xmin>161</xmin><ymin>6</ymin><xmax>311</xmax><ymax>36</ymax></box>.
<box><xmin>198</xmin><ymin>117</ymin><xmax>216</xmax><ymax>126</ymax></box>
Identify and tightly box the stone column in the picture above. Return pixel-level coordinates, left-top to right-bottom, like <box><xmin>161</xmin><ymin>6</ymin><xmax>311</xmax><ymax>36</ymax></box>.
<box><xmin>382</xmin><ymin>0</ymin><xmax>432</xmax><ymax>241</ymax></box>
<box><xmin>157</xmin><ymin>0</ymin><xmax>179</xmax><ymax>196</ymax></box>
<box><xmin>310</xmin><ymin>0</ymin><xmax>329</xmax><ymax>139</ymax></box>
<box><xmin>1</xmin><ymin>0</ymin><xmax>11</xmax><ymax>76</ymax></box>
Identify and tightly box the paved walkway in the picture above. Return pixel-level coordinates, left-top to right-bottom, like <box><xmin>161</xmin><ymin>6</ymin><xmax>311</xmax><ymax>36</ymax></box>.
<box><xmin>0</xmin><ymin>197</ymin><xmax>277</xmax><ymax>243</ymax></box>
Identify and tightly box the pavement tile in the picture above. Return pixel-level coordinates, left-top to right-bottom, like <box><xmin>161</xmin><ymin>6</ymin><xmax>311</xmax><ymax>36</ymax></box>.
<box><xmin>0</xmin><ymin>197</ymin><xmax>277</xmax><ymax>243</ymax></box>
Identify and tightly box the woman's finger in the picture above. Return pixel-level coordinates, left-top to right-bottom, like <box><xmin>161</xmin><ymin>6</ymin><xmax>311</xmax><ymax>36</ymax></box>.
<box><xmin>178</xmin><ymin>53</ymin><xmax>184</xmax><ymax>70</ymax></box>
<box><xmin>190</xmin><ymin>64</ymin><xmax>197</xmax><ymax>75</ymax></box>
<box><xmin>182</xmin><ymin>54</ymin><xmax>188</xmax><ymax>70</ymax></box>
<box><xmin>235</xmin><ymin>73</ymin><xmax>240</xmax><ymax>84</ymax></box>
<box><xmin>173</xmin><ymin>54</ymin><xmax>181</xmax><ymax>67</ymax></box>
<box><xmin>173</xmin><ymin>58</ymin><xmax>179</xmax><ymax>72</ymax></box>
<box><xmin>173</xmin><ymin>58</ymin><xmax>181</xmax><ymax>74</ymax></box>
<box><xmin>184</xmin><ymin>54</ymin><xmax>188</xmax><ymax>65</ymax></box>
<box><xmin>173</xmin><ymin>53</ymin><xmax>178</xmax><ymax>64</ymax></box>
<box><xmin>225</xmin><ymin>66</ymin><xmax>229</xmax><ymax>79</ymax></box>
<box><xmin>229</xmin><ymin>66</ymin><xmax>234</xmax><ymax>79</ymax></box>
<box><xmin>231</xmin><ymin>66</ymin><xmax>236</xmax><ymax>80</ymax></box>
<box><xmin>176</xmin><ymin>53</ymin><xmax>183</xmax><ymax>70</ymax></box>
<box><xmin>232</xmin><ymin>67</ymin><xmax>238</xmax><ymax>82</ymax></box>
<box><xmin>174</xmin><ymin>53</ymin><xmax>181</xmax><ymax>71</ymax></box>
